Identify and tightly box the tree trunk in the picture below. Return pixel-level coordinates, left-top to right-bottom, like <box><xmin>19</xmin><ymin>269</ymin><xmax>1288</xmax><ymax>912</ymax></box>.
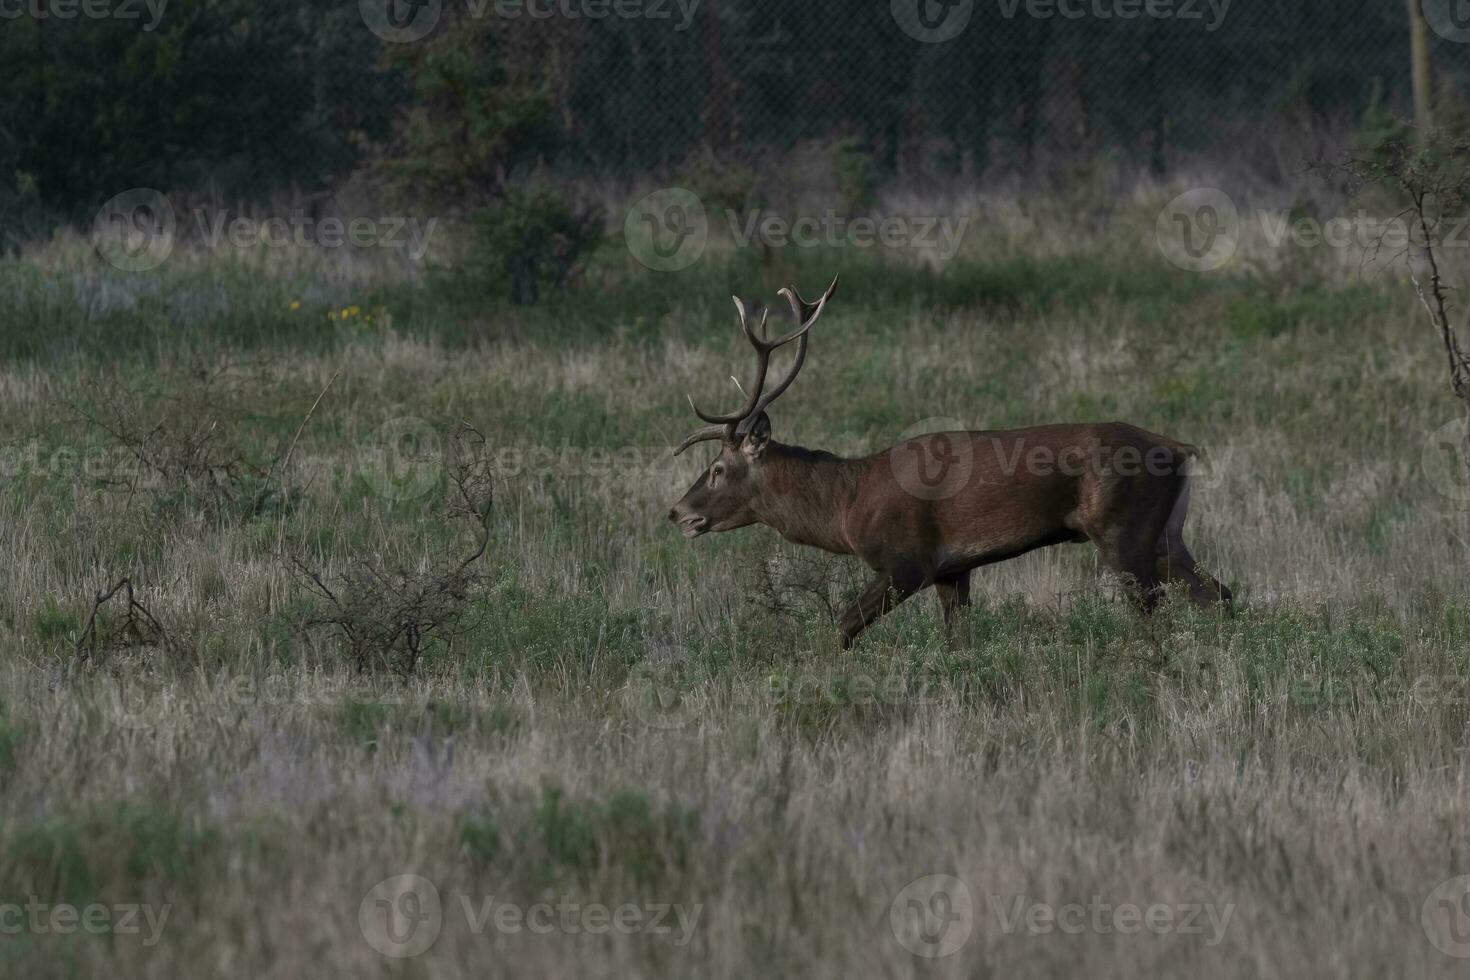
<box><xmin>1408</xmin><ymin>0</ymin><xmax>1433</xmax><ymax>139</ymax></box>
<box><xmin>702</xmin><ymin>0</ymin><xmax>731</xmax><ymax>150</ymax></box>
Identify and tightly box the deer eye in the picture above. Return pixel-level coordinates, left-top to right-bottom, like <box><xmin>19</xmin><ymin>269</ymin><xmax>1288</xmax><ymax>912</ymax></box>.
<box><xmin>709</xmin><ymin>463</ymin><xmax>724</xmax><ymax>484</ymax></box>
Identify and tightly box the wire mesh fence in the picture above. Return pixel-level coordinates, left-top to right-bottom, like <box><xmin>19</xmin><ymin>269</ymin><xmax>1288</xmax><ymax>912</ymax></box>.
<box><xmin>1</xmin><ymin>0</ymin><xmax>1465</xmax><ymax>232</ymax></box>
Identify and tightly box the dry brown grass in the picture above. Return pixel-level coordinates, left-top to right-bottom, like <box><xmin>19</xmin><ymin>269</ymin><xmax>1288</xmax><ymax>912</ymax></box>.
<box><xmin>2</xmin><ymin>188</ymin><xmax>1470</xmax><ymax>977</ymax></box>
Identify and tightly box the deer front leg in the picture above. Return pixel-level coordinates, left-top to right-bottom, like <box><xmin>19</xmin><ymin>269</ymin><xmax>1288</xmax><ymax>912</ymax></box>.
<box><xmin>934</xmin><ymin>571</ymin><xmax>972</xmax><ymax>643</ymax></box>
<box><xmin>838</xmin><ymin>567</ymin><xmax>926</xmax><ymax>649</ymax></box>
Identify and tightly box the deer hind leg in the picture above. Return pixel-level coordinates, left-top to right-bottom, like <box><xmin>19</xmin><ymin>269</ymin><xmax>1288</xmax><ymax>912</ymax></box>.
<box><xmin>1099</xmin><ymin>535</ymin><xmax>1166</xmax><ymax>614</ymax></box>
<box><xmin>838</xmin><ymin>566</ymin><xmax>927</xmax><ymax>649</ymax></box>
<box><xmin>1155</xmin><ymin>481</ymin><xmax>1233</xmax><ymax>609</ymax></box>
<box><xmin>934</xmin><ymin>571</ymin><xmax>972</xmax><ymax>643</ymax></box>
<box><xmin>1090</xmin><ymin>482</ymin><xmax>1175</xmax><ymax>615</ymax></box>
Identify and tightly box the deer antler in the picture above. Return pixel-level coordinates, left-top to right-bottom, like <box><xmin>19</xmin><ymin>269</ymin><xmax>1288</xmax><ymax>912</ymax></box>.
<box><xmin>675</xmin><ymin>276</ymin><xmax>838</xmax><ymax>455</ymax></box>
<box><xmin>688</xmin><ymin>298</ymin><xmax>772</xmax><ymax>425</ymax></box>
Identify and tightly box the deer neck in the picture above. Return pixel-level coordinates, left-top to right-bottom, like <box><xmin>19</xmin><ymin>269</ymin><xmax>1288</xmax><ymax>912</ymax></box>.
<box><xmin>752</xmin><ymin>443</ymin><xmax>858</xmax><ymax>555</ymax></box>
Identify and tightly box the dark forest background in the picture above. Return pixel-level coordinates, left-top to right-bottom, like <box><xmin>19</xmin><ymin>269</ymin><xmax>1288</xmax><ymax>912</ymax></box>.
<box><xmin>0</xmin><ymin>0</ymin><xmax>1460</xmax><ymax>238</ymax></box>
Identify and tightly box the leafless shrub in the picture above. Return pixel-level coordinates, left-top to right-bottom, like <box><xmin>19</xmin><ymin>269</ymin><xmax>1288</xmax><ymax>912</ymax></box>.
<box><xmin>74</xmin><ymin>578</ymin><xmax>178</xmax><ymax>665</ymax></box>
<box><xmin>749</xmin><ymin>549</ymin><xmax>860</xmax><ymax>626</ymax></box>
<box><xmin>292</xmin><ymin>423</ymin><xmax>493</xmax><ymax>677</ymax></box>
<box><xmin>67</xmin><ymin>357</ymin><xmax>306</xmax><ymax>519</ymax></box>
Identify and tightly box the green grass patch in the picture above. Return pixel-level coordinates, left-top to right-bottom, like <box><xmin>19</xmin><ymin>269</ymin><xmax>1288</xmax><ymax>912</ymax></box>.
<box><xmin>526</xmin><ymin>785</ymin><xmax>698</xmax><ymax>887</ymax></box>
<box><xmin>332</xmin><ymin>697</ymin><xmax>524</xmax><ymax>751</ymax></box>
<box><xmin>4</xmin><ymin>802</ymin><xmax>218</xmax><ymax>906</ymax></box>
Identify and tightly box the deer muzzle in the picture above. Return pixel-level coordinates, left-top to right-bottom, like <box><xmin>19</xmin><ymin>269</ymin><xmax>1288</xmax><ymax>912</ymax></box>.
<box><xmin>667</xmin><ymin>505</ymin><xmax>709</xmax><ymax>538</ymax></box>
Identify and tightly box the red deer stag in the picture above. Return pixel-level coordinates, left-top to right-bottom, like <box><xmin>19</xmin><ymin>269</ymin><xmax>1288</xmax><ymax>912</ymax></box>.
<box><xmin>667</xmin><ymin>278</ymin><xmax>1232</xmax><ymax>647</ymax></box>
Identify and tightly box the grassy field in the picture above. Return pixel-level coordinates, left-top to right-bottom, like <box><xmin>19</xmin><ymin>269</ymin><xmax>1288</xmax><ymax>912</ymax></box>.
<box><xmin>4</xmin><ymin>189</ymin><xmax>1470</xmax><ymax>978</ymax></box>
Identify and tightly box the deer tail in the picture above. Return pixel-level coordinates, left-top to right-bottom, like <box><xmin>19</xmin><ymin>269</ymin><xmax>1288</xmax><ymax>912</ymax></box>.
<box><xmin>1172</xmin><ymin>442</ymin><xmax>1204</xmax><ymax>477</ymax></box>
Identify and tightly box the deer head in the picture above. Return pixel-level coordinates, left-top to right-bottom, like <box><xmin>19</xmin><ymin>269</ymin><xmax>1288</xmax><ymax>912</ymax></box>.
<box><xmin>666</xmin><ymin>277</ymin><xmax>839</xmax><ymax>538</ymax></box>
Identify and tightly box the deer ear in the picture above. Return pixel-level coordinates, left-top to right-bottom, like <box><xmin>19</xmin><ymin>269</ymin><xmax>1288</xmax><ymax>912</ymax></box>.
<box><xmin>741</xmin><ymin>412</ymin><xmax>771</xmax><ymax>460</ymax></box>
